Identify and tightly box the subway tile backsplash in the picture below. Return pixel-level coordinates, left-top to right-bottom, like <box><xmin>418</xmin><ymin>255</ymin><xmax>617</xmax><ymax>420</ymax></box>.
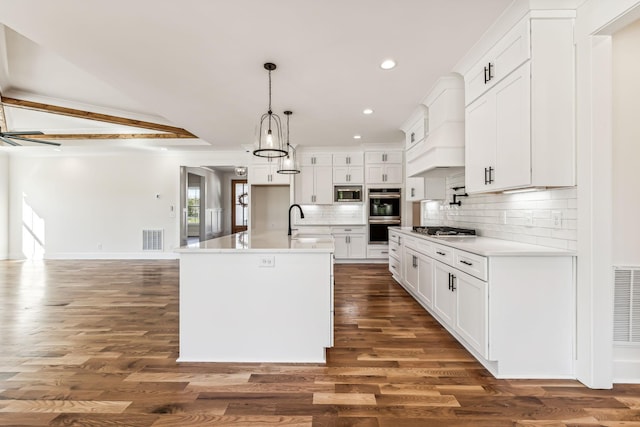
<box><xmin>422</xmin><ymin>173</ymin><xmax>577</xmax><ymax>250</ymax></box>
<box><xmin>294</xmin><ymin>203</ymin><xmax>366</xmax><ymax>225</ymax></box>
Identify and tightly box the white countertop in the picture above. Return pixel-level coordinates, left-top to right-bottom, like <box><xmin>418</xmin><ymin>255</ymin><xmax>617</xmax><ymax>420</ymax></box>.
<box><xmin>175</xmin><ymin>230</ymin><xmax>335</xmax><ymax>254</ymax></box>
<box><xmin>391</xmin><ymin>227</ymin><xmax>576</xmax><ymax>257</ymax></box>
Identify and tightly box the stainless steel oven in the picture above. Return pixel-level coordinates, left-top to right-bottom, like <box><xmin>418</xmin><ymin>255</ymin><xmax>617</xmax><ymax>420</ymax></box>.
<box><xmin>368</xmin><ymin>188</ymin><xmax>401</xmax><ymax>244</ymax></box>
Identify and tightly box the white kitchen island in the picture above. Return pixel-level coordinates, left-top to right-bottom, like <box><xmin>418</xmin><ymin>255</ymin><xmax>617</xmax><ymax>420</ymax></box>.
<box><xmin>176</xmin><ymin>231</ymin><xmax>334</xmax><ymax>363</ymax></box>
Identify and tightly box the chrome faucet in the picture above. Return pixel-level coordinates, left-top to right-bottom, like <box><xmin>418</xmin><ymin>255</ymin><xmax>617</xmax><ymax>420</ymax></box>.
<box><xmin>288</xmin><ymin>204</ymin><xmax>305</xmax><ymax>236</ymax></box>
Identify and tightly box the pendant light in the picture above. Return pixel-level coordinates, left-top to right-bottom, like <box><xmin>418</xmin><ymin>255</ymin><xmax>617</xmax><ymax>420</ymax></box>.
<box><xmin>253</xmin><ymin>62</ymin><xmax>287</xmax><ymax>158</ymax></box>
<box><xmin>277</xmin><ymin>110</ymin><xmax>300</xmax><ymax>174</ymax></box>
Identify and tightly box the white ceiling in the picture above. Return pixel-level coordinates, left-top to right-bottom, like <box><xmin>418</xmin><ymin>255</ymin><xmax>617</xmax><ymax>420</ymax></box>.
<box><xmin>0</xmin><ymin>0</ymin><xmax>512</xmax><ymax>151</ymax></box>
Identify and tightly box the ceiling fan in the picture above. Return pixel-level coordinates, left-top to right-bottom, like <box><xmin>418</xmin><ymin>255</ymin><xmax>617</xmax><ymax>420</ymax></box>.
<box><xmin>0</xmin><ymin>131</ymin><xmax>60</xmax><ymax>147</ymax></box>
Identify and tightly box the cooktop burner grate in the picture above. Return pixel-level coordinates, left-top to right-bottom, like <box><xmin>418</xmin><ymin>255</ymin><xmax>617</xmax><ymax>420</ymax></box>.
<box><xmin>412</xmin><ymin>226</ymin><xmax>476</xmax><ymax>236</ymax></box>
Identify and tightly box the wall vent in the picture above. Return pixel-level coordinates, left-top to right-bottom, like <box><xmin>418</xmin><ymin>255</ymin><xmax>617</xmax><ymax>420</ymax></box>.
<box><xmin>614</xmin><ymin>267</ymin><xmax>640</xmax><ymax>343</ymax></box>
<box><xmin>142</xmin><ymin>229</ymin><xmax>164</xmax><ymax>251</ymax></box>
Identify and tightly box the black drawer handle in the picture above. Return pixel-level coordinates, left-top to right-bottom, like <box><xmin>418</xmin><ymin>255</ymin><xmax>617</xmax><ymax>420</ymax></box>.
<box><xmin>436</xmin><ymin>251</ymin><xmax>446</xmax><ymax>256</ymax></box>
<box><xmin>460</xmin><ymin>260</ymin><xmax>473</xmax><ymax>266</ymax></box>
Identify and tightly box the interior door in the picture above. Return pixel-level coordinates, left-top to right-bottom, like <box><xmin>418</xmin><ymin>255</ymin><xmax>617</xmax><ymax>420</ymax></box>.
<box><xmin>232</xmin><ymin>179</ymin><xmax>248</xmax><ymax>234</ymax></box>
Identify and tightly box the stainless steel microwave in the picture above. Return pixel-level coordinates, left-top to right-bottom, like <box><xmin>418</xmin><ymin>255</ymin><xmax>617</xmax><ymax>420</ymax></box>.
<box><xmin>334</xmin><ymin>185</ymin><xmax>363</xmax><ymax>202</ymax></box>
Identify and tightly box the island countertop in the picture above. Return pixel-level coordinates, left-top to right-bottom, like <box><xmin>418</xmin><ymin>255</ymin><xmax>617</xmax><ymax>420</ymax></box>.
<box><xmin>175</xmin><ymin>230</ymin><xmax>334</xmax><ymax>253</ymax></box>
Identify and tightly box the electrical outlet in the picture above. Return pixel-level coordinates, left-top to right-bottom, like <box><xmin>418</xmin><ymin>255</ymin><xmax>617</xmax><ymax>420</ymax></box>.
<box><xmin>552</xmin><ymin>211</ymin><xmax>562</xmax><ymax>229</ymax></box>
<box><xmin>523</xmin><ymin>210</ymin><xmax>533</xmax><ymax>226</ymax></box>
<box><xmin>259</xmin><ymin>256</ymin><xmax>275</xmax><ymax>268</ymax></box>
<box><xmin>501</xmin><ymin>211</ymin><xmax>508</xmax><ymax>225</ymax></box>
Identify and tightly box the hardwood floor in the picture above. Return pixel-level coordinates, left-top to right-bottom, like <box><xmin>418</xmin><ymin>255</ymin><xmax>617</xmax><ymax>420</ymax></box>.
<box><xmin>0</xmin><ymin>260</ymin><xmax>639</xmax><ymax>426</ymax></box>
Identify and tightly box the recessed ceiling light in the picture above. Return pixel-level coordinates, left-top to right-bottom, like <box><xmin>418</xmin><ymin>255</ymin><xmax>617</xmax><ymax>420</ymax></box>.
<box><xmin>363</xmin><ymin>108</ymin><xmax>374</xmax><ymax>115</ymax></box>
<box><xmin>380</xmin><ymin>59</ymin><xmax>396</xmax><ymax>70</ymax></box>
<box><xmin>353</xmin><ymin>135</ymin><xmax>362</xmax><ymax>140</ymax></box>
<box><xmin>160</xmin><ymin>147</ymin><xmax>168</xmax><ymax>151</ymax></box>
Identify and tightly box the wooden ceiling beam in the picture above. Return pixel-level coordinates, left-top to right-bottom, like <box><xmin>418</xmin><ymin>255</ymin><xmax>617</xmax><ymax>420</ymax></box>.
<box><xmin>0</xmin><ymin>96</ymin><xmax>197</xmax><ymax>137</ymax></box>
<box><xmin>19</xmin><ymin>132</ymin><xmax>195</xmax><ymax>140</ymax></box>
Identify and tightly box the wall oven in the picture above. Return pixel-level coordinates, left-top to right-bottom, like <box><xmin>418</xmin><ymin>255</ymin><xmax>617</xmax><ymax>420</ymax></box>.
<box><xmin>368</xmin><ymin>188</ymin><xmax>401</xmax><ymax>244</ymax></box>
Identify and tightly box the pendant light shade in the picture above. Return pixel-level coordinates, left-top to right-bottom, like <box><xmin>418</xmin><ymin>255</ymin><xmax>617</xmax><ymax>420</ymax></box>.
<box><xmin>253</xmin><ymin>63</ymin><xmax>287</xmax><ymax>158</ymax></box>
<box><xmin>277</xmin><ymin>111</ymin><xmax>300</xmax><ymax>174</ymax></box>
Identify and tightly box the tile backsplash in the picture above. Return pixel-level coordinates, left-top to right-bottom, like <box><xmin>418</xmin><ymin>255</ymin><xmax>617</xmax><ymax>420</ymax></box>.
<box><xmin>294</xmin><ymin>203</ymin><xmax>366</xmax><ymax>225</ymax></box>
<box><xmin>422</xmin><ymin>173</ymin><xmax>577</xmax><ymax>250</ymax></box>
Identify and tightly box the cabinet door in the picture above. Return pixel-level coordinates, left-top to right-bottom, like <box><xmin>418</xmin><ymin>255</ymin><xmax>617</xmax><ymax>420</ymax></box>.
<box><xmin>249</xmin><ymin>164</ymin><xmax>272</xmax><ymax>185</ymax></box>
<box><xmin>348</xmin><ymin>234</ymin><xmax>366</xmax><ymax>259</ymax></box>
<box><xmin>314</xmin><ymin>166</ymin><xmax>334</xmax><ymax>204</ymax></box>
<box><xmin>270</xmin><ymin>168</ymin><xmax>291</xmax><ymax>185</ymax></box>
<box><xmin>433</xmin><ymin>262</ymin><xmax>455</xmax><ymax>327</ymax></box>
<box><xmin>333</xmin><ymin>235</ymin><xmax>349</xmax><ymax>259</ymax></box>
<box><xmin>493</xmin><ymin>63</ymin><xmax>531</xmax><ymax>191</ymax></box>
<box><xmin>366</xmin><ymin>165</ymin><xmax>385</xmax><ymax>184</ymax></box>
<box><xmin>384</xmin><ymin>164</ymin><xmax>403</xmax><ymax>184</ymax></box>
<box><xmin>404</xmin><ymin>248</ymin><xmax>419</xmax><ymax>293</ymax></box>
<box><xmin>416</xmin><ymin>254</ymin><xmax>434</xmax><ymax>308</ymax></box>
<box><xmin>465</xmin><ymin>93</ymin><xmax>496</xmax><ymax>193</ymax></box>
<box><xmin>296</xmin><ymin>165</ymin><xmax>316</xmax><ymax>203</ymax></box>
<box><xmin>348</xmin><ymin>166</ymin><xmax>364</xmax><ymax>184</ymax></box>
<box><xmin>454</xmin><ymin>271</ymin><xmax>488</xmax><ymax>358</ymax></box>
<box><xmin>406</xmin><ymin>177</ymin><xmax>424</xmax><ymax>201</ymax></box>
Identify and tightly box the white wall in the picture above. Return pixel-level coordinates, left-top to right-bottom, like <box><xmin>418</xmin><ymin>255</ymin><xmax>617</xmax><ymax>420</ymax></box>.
<box><xmin>7</xmin><ymin>150</ymin><xmax>248</xmax><ymax>259</ymax></box>
<box><xmin>0</xmin><ymin>152</ymin><xmax>8</xmax><ymax>259</ymax></box>
<box><xmin>422</xmin><ymin>173</ymin><xmax>577</xmax><ymax>250</ymax></box>
<box><xmin>612</xmin><ymin>19</ymin><xmax>640</xmax><ymax>265</ymax></box>
<box><xmin>250</xmin><ymin>185</ymin><xmax>289</xmax><ymax>233</ymax></box>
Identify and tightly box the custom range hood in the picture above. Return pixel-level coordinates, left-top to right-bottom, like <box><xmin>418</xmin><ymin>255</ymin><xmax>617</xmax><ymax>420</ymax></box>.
<box><xmin>401</xmin><ymin>73</ymin><xmax>465</xmax><ymax>178</ymax></box>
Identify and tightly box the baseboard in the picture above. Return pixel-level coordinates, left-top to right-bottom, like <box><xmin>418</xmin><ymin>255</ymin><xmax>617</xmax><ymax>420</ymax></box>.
<box><xmin>43</xmin><ymin>252</ymin><xmax>179</xmax><ymax>260</ymax></box>
<box><xmin>614</xmin><ymin>345</ymin><xmax>640</xmax><ymax>383</ymax></box>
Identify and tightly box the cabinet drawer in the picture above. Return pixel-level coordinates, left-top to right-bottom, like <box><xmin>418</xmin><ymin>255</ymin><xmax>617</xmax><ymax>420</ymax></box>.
<box><xmin>389</xmin><ymin>240</ymin><xmax>401</xmax><ymax>259</ymax></box>
<box><xmin>330</xmin><ymin>226</ymin><xmax>365</xmax><ymax>234</ymax></box>
<box><xmin>389</xmin><ymin>256</ymin><xmax>400</xmax><ymax>276</ymax></box>
<box><xmin>465</xmin><ymin>17</ymin><xmax>531</xmax><ymax>105</ymax></box>
<box><xmin>431</xmin><ymin>242</ymin><xmax>454</xmax><ymax>266</ymax></box>
<box><xmin>368</xmin><ymin>246</ymin><xmax>389</xmax><ymax>259</ymax></box>
<box><xmin>454</xmin><ymin>250</ymin><xmax>488</xmax><ymax>281</ymax></box>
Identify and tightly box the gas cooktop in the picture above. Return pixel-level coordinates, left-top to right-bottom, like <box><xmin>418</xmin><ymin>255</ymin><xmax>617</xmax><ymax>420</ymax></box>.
<box><xmin>412</xmin><ymin>226</ymin><xmax>476</xmax><ymax>236</ymax></box>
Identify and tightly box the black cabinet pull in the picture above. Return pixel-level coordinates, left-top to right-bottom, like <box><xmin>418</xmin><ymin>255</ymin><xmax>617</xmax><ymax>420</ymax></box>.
<box><xmin>488</xmin><ymin>62</ymin><xmax>494</xmax><ymax>81</ymax></box>
<box><xmin>488</xmin><ymin>166</ymin><xmax>494</xmax><ymax>184</ymax></box>
<box><xmin>451</xmin><ymin>274</ymin><xmax>457</xmax><ymax>291</ymax></box>
<box><xmin>448</xmin><ymin>273</ymin><xmax>452</xmax><ymax>290</ymax></box>
<box><xmin>413</xmin><ymin>255</ymin><xmax>417</xmax><ymax>268</ymax></box>
<box><xmin>484</xmin><ymin>65</ymin><xmax>489</xmax><ymax>84</ymax></box>
<box><xmin>410</xmin><ymin>132</ymin><xmax>415</xmax><ymax>143</ymax></box>
<box><xmin>460</xmin><ymin>260</ymin><xmax>473</xmax><ymax>266</ymax></box>
<box><xmin>484</xmin><ymin>167</ymin><xmax>489</xmax><ymax>185</ymax></box>
<box><xmin>436</xmin><ymin>251</ymin><xmax>446</xmax><ymax>256</ymax></box>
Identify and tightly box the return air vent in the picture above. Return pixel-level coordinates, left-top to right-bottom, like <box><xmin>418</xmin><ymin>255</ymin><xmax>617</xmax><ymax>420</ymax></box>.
<box><xmin>142</xmin><ymin>229</ymin><xmax>164</xmax><ymax>251</ymax></box>
<box><xmin>613</xmin><ymin>267</ymin><xmax>640</xmax><ymax>343</ymax></box>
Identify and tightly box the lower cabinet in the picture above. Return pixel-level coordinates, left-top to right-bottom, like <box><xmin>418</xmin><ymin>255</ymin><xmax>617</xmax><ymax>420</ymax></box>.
<box><xmin>389</xmin><ymin>228</ymin><xmax>574</xmax><ymax>379</ymax></box>
<box><xmin>332</xmin><ymin>226</ymin><xmax>366</xmax><ymax>260</ymax></box>
<box><xmin>434</xmin><ymin>261</ymin><xmax>487</xmax><ymax>358</ymax></box>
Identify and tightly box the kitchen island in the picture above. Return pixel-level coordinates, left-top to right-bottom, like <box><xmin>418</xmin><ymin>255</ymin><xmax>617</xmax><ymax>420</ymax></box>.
<box><xmin>175</xmin><ymin>231</ymin><xmax>334</xmax><ymax>363</ymax></box>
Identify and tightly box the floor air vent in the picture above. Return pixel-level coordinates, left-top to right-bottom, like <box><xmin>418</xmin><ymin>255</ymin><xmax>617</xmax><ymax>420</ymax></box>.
<box><xmin>614</xmin><ymin>267</ymin><xmax>640</xmax><ymax>343</ymax></box>
<box><xmin>142</xmin><ymin>229</ymin><xmax>164</xmax><ymax>251</ymax></box>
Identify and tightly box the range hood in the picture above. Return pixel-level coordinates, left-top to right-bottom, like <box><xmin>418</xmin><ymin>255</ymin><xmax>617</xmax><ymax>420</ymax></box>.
<box><xmin>404</xmin><ymin>74</ymin><xmax>465</xmax><ymax>178</ymax></box>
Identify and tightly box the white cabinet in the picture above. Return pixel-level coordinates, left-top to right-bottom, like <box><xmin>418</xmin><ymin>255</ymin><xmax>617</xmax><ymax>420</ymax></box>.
<box><xmin>465</xmin><ymin>63</ymin><xmax>530</xmax><ymax>193</ymax></box>
<box><xmin>295</xmin><ymin>153</ymin><xmax>333</xmax><ymax>204</ymax></box>
<box><xmin>331</xmin><ymin>226</ymin><xmax>366</xmax><ymax>260</ymax></box>
<box><xmin>406</xmin><ymin>177</ymin><xmax>425</xmax><ymax>201</ymax></box>
<box><xmin>463</xmin><ymin>15</ymin><xmax>575</xmax><ymax>194</ymax></box>
<box><xmin>433</xmin><ymin>260</ymin><xmax>488</xmax><ymax>357</ymax></box>
<box><xmin>406</xmin><ymin>176</ymin><xmax>446</xmax><ymax>202</ymax></box>
<box><xmin>389</xmin><ymin>228</ymin><xmax>574</xmax><ymax>378</ymax></box>
<box><xmin>333</xmin><ymin>152</ymin><xmax>364</xmax><ymax>184</ymax></box>
<box><xmin>249</xmin><ymin>157</ymin><xmax>290</xmax><ymax>185</ymax></box>
<box><xmin>365</xmin><ymin>151</ymin><xmax>403</xmax><ymax>164</ymax></box>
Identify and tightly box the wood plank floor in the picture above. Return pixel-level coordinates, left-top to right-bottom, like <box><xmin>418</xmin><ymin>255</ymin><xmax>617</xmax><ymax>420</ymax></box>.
<box><xmin>0</xmin><ymin>260</ymin><xmax>639</xmax><ymax>426</ymax></box>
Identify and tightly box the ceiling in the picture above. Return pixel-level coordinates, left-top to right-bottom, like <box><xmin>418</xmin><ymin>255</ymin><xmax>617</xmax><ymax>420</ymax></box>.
<box><xmin>0</xmin><ymin>0</ymin><xmax>512</xmax><ymax>152</ymax></box>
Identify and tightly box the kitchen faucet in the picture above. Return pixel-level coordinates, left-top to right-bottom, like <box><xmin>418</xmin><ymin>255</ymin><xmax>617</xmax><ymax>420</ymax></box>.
<box><xmin>288</xmin><ymin>204</ymin><xmax>305</xmax><ymax>236</ymax></box>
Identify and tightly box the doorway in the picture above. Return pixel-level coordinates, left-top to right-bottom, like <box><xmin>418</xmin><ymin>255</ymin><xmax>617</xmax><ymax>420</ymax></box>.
<box><xmin>232</xmin><ymin>179</ymin><xmax>248</xmax><ymax>234</ymax></box>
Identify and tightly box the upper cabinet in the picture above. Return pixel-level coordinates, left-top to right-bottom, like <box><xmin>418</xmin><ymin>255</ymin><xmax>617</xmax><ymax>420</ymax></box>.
<box><xmin>365</xmin><ymin>151</ymin><xmax>403</xmax><ymax>185</ymax></box>
<box><xmin>295</xmin><ymin>153</ymin><xmax>333</xmax><ymax>204</ymax></box>
<box><xmin>333</xmin><ymin>152</ymin><xmax>364</xmax><ymax>184</ymax></box>
<box><xmin>249</xmin><ymin>156</ymin><xmax>291</xmax><ymax>185</ymax></box>
<box><xmin>462</xmin><ymin>13</ymin><xmax>576</xmax><ymax>194</ymax></box>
